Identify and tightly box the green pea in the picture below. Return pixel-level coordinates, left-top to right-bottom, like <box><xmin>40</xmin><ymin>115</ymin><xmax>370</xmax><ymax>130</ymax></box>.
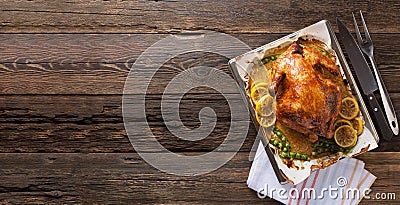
<box><xmin>271</xmin><ymin>56</ymin><xmax>275</xmax><ymax>60</ymax></box>
<box><xmin>311</xmin><ymin>143</ymin><xmax>317</xmax><ymax>148</ymax></box>
<box><xmin>273</xmin><ymin>139</ymin><xmax>279</xmax><ymax>146</ymax></box>
<box><xmin>344</xmin><ymin>149</ymin><xmax>351</xmax><ymax>154</ymax></box>
<box><xmin>301</xmin><ymin>155</ymin><xmax>308</xmax><ymax>160</ymax></box>
<box><xmin>324</xmin><ymin>143</ymin><xmax>330</xmax><ymax>148</ymax></box>
<box><xmin>316</xmin><ymin>149</ymin><xmax>322</xmax><ymax>154</ymax></box>
<box><xmin>280</xmin><ymin>152</ymin><xmax>288</xmax><ymax>158</ymax></box>
<box><xmin>275</xmin><ymin>130</ymin><xmax>283</xmax><ymax>137</ymax></box>
<box><xmin>285</xmin><ymin>142</ymin><xmax>291</xmax><ymax>148</ymax></box>
<box><xmin>289</xmin><ymin>152</ymin><xmax>296</xmax><ymax>158</ymax></box>
<box><xmin>339</xmin><ymin>147</ymin><xmax>344</xmax><ymax>152</ymax></box>
<box><xmin>295</xmin><ymin>153</ymin><xmax>301</xmax><ymax>159</ymax></box>
<box><xmin>281</xmin><ymin>136</ymin><xmax>287</xmax><ymax>142</ymax></box>
<box><xmin>324</xmin><ymin>148</ymin><xmax>329</xmax><ymax>152</ymax></box>
<box><xmin>283</xmin><ymin>147</ymin><xmax>288</xmax><ymax>152</ymax></box>
<box><xmin>278</xmin><ymin>143</ymin><xmax>283</xmax><ymax>149</ymax></box>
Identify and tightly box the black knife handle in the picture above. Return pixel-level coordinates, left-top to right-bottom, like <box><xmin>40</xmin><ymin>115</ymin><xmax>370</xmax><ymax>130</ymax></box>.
<box><xmin>365</xmin><ymin>93</ymin><xmax>393</xmax><ymax>141</ymax></box>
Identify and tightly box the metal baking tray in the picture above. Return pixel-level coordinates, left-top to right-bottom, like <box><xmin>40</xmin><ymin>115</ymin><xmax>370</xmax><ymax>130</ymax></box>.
<box><xmin>228</xmin><ymin>20</ymin><xmax>379</xmax><ymax>185</ymax></box>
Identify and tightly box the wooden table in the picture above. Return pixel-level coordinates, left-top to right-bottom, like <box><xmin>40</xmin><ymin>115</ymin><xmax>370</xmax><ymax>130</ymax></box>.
<box><xmin>0</xmin><ymin>1</ymin><xmax>399</xmax><ymax>204</ymax></box>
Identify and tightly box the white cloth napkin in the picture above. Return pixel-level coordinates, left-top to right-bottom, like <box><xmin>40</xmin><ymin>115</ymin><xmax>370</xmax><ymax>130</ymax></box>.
<box><xmin>247</xmin><ymin>143</ymin><xmax>376</xmax><ymax>205</ymax></box>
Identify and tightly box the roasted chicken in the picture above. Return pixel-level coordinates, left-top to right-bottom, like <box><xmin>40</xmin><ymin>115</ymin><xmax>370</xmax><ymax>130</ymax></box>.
<box><xmin>270</xmin><ymin>41</ymin><xmax>342</xmax><ymax>142</ymax></box>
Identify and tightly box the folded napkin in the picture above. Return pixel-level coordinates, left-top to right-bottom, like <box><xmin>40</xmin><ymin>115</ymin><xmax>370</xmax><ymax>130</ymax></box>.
<box><xmin>247</xmin><ymin>143</ymin><xmax>376</xmax><ymax>205</ymax></box>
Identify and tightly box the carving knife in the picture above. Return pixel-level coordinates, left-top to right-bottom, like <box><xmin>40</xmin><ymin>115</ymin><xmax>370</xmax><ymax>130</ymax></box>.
<box><xmin>337</xmin><ymin>18</ymin><xmax>393</xmax><ymax>140</ymax></box>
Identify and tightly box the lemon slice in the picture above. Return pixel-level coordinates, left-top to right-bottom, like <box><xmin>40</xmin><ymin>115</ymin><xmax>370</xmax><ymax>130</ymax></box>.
<box><xmin>334</xmin><ymin>119</ymin><xmax>353</xmax><ymax>130</ymax></box>
<box><xmin>256</xmin><ymin>112</ymin><xmax>276</xmax><ymax>128</ymax></box>
<box><xmin>255</xmin><ymin>95</ymin><xmax>275</xmax><ymax>116</ymax></box>
<box><xmin>351</xmin><ymin>117</ymin><xmax>364</xmax><ymax>136</ymax></box>
<box><xmin>250</xmin><ymin>84</ymin><xmax>269</xmax><ymax>103</ymax></box>
<box><xmin>339</xmin><ymin>97</ymin><xmax>359</xmax><ymax>120</ymax></box>
<box><xmin>251</xmin><ymin>82</ymin><xmax>269</xmax><ymax>90</ymax></box>
<box><xmin>334</xmin><ymin>125</ymin><xmax>358</xmax><ymax>149</ymax></box>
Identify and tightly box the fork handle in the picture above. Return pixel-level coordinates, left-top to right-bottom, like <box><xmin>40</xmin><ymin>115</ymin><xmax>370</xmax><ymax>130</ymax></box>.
<box><xmin>369</xmin><ymin>56</ymin><xmax>399</xmax><ymax>135</ymax></box>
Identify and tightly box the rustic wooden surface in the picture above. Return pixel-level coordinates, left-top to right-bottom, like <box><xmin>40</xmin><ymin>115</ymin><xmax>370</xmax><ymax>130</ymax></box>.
<box><xmin>0</xmin><ymin>1</ymin><xmax>399</xmax><ymax>204</ymax></box>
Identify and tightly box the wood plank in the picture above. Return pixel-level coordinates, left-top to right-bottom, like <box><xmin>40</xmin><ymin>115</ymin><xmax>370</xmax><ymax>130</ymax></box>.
<box><xmin>1</xmin><ymin>33</ymin><xmax>397</xmax><ymax>64</ymax></box>
<box><xmin>2</xmin><ymin>94</ymin><xmax>400</xmax><ymax>153</ymax></box>
<box><xmin>0</xmin><ymin>34</ymin><xmax>399</xmax><ymax>94</ymax></box>
<box><xmin>0</xmin><ymin>0</ymin><xmax>398</xmax><ymax>33</ymax></box>
<box><xmin>0</xmin><ymin>152</ymin><xmax>398</xmax><ymax>204</ymax></box>
<box><xmin>0</xmin><ymin>94</ymin><xmax>258</xmax><ymax>152</ymax></box>
<box><xmin>0</xmin><ymin>122</ymin><xmax>260</xmax><ymax>153</ymax></box>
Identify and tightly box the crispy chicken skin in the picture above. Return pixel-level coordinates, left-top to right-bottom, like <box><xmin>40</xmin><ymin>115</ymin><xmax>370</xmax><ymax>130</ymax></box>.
<box><xmin>270</xmin><ymin>41</ymin><xmax>342</xmax><ymax>142</ymax></box>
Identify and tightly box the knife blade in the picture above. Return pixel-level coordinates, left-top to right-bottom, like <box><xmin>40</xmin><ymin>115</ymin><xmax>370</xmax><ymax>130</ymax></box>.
<box><xmin>337</xmin><ymin>18</ymin><xmax>393</xmax><ymax>141</ymax></box>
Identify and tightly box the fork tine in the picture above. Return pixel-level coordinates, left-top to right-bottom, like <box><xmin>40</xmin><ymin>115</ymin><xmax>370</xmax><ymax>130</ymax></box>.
<box><xmin>352</xmin><ymin>12</ymin><xmax>364</xmax><ymax>45</ymax></box>
<box><xmin>359</xmin><ymin>10</ymin><xmax>372</xmax><ymax>42</ymax></box>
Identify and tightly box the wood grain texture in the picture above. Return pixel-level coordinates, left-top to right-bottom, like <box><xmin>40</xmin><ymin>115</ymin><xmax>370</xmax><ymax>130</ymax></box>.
<box><xmin>2</xmin><ymin>94</ymin><xmax>400</xmax><ymax>153</ymax></box>
<box><xmin>1</xmin><ymin>1</ymin><xmax>400</xmax><ymax>204</ymax></box>
<box><xmin>0</xmin><ymin>94</ymin><xmax>255</xmax><ymax>152</ymax></box>
<box><xmin>0</xmin><ymin>0</ymin><xmax>399</xmax><ymax>33</ymax></box>
<box><xmin>0</xmin><ymin>34</ymin><xmax>399</xmax><ymax>94</ymax></box>
<box><xmin>0</xmin><ymin>152</ymin><xmax>398</xmax><ymax>204</ymax></box>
